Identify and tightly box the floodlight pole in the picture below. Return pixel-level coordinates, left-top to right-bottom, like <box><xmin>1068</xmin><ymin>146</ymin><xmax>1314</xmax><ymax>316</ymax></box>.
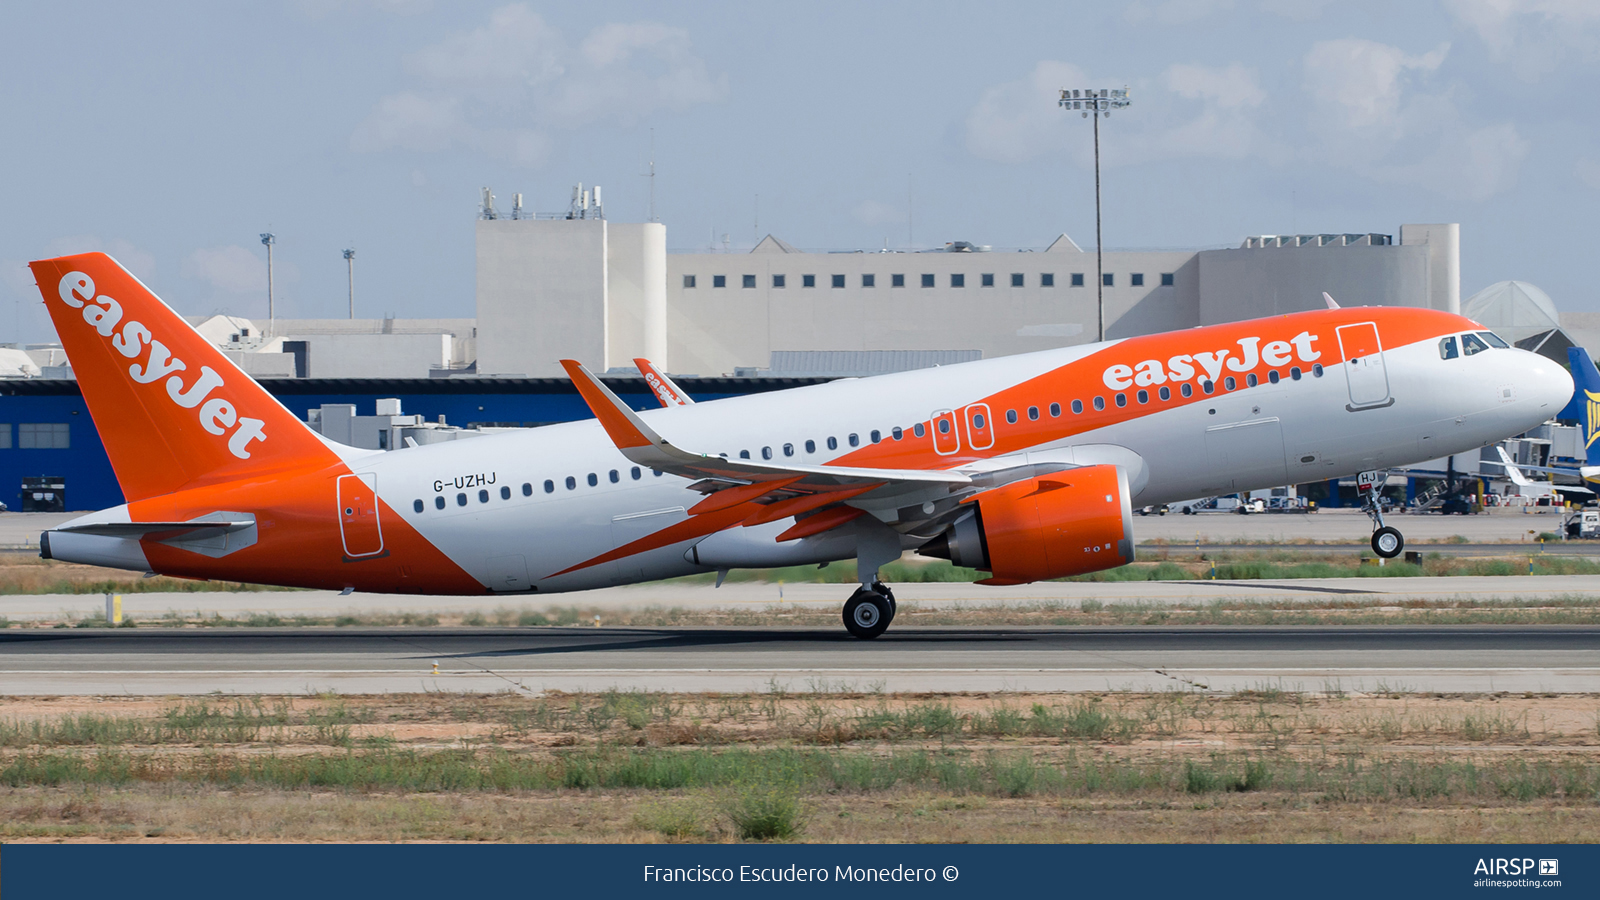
<box><xmin>260</xmin><ymin>233</ymin><xmax>276</xmax><ymax>327</ymax></box>
<box><xmin>343</xmin><ymin>249</ymin><xmax>356</xmax><ymax>319</ymax></box>
<box><xmin>1059</xmin><ymin>88</ymin><xmax>1130</xmax><ymax>343</ymax></box>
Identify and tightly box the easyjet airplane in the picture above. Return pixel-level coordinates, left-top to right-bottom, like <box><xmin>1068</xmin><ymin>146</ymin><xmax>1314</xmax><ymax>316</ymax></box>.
<box><xmin>29</xmin><ymin>253</ymin><xmax>1574</xmax><ymax>637</ymax></box>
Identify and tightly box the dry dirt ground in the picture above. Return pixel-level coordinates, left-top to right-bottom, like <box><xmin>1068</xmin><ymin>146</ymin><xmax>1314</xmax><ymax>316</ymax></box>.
<box><xmin>1</xmin><ymin>690</ymin><xmax>1598</xmax><ymax>843</ymax></box>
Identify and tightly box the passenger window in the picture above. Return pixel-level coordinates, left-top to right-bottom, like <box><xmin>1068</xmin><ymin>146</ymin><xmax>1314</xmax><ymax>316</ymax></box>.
<box><xmin>587</xmin><ymin>473</ymin><xmax>598</xmax><ymax>487</ymax></box>
<box><xmin>1203</xmin><ymin>381</ymin><xmax>1215</xmax><ymax>394</ymax></box>
<box><xmin>937</xmin><ymin>419</ymin><xmax>950</xmax><ymax>434</ymax></box>
<box><xmin>1158</xmin><ymin>386</ymin><xmax>1170</xmax><ymax>400</ymax></box>
<box><xmin>1005</xmin><ymin>409</ymin><xmax>1018</xmax><ymax>424</ymax></box>
<box><xmin>457</xmin><ymin>493</ymin><xmax>467</xmax><ymax>506</ymax></box>
<box><xmin>1290</xmin><ymin>367</ymin><xmax>1301</xmax><ymax>380</ymax></box>
<box><xmin>501</xmin><ymin>486</ymin><xmax>511</xmax><ymax>500</ymax></box>
<box><xmin>1246</xmin><ymin>373</ymin><xmax>1257</xmax><ymax>387</ymax></box>
<box><xmin>609</xmin><ymin>469</ymin><xmax>619</xmax><ymax>483</ymax></box>
<box><xmin>413</xmin><ymin>499</ymin><xmax>423</xmax><ymax>513</ymax></box>
<box><xmin>631</xmin><ymin>467</ymin><xmax>642</xmax><ymax>479</ymax></box>
<box><xmin>1462</xmin><ymin>333</ymin><xmax>1489</xmax><ymax>356</ymax></box>
<box><xmin>1049</xmin><ymin>402</ymin><xmax>1061</xmax><ymax>417</ymax></box>
<box><xmin>435</xmin><ymin>496</ymin><xmax>446</xmax><ymax>509</ymax></box>
<box><xmin>827</xmin><ymin>436</ymin><xmax>838</xmax><ymax>450</ymax></box>
<box><xmin>1136</xmin><ymin>390</ymin><xmax>1148</xmax><ymax>404</ymax></box>
<box><xmin>1224</xmin><ymin>376</ymin><xmax>1237</xmax><ymax>390</ymax></box>
<box><xmin>1312</xmin><ymin>364</ymin><xmax>1324</xmax><ymax>377</ymax></box>
<box><xmin>1114</xmin><ymin>393</ymin><xmax>1127</xmax><ymax>407</ymax></box>
<box><xmin>972</xmin><ymin>413</ymin><xmax>986</xmax><ymax>428</ymax></box>
<box><xmin>544</xmin><ymin>480</ymin><xmax>554</xmax><ymax>493</ymax></box>
<box><xmin>476</xmin><ymin>489</ymin><xmax>488</xmax><ymax>503</ymax></box>
<box><xmin>762</xmin><ymin>446</ymin><xmax>773</xmax><ymax>459</ymax></box>
<box><xmin>870</xmin><ymin>430</ymin><xmax>881</xmax><ymax>443</ymax></box>
<box><xmin>892</xmin><ymin>427</ymin><xmax>903</xmax><ymax>441</ymax></box>
<box><xmin>913</xmin><ymin>423</ymin><xmax>926</xmax><ymax>438</ymax></box>
<box><xmin>805</xmin><ymin>439</ymin><xmax>816</xmax><ymax>453</ymax></box>
<box><xmin>1027</xmin><ymin>406</ymin><xmax>1039</xmax><ymax>420</ymax></box>
<box><xmin>1479</xmin><ymin>331</ymin><xmax>1509</xmax><ymax>348</ymax></box>
<box><xmin>739</xmin><ymin>450</ymin><xmax>750</xmax><ymax>459</ymax></box>
<box><xmin>783</xmin><ymin>443</ymin><xmax>795</xmax><ymax>456</ymax></box>
<box><xmin>565</xmin><ymin>476</ymin><xmax>576</xmax><ymax>490</ymax></box>
<box><xmin>1439</xmin><ymin>336</ymin><xmax>1459</xmax><ymax>360</ymax></box>
<box><xmin>1268</xmin><ymin>371</ymin><xmax>1279</xmax><ymax>384</ymax></box>
<box><xmin>1071</xmin><ymin>400</ymin><xmax>1083</xmax><ymax>414</ymax></box>
<box><xmin>1093</xmin><ymin>397</ymin><xmax>1105</xmax><ymax>411</ymax></box>
<box><xmin>654</xmin><ymin>469</ymin><xmax>663</xmax><ymax>476</ymax></box>
<box><xmin>849</xmin><ymin>433</ymin><xmax>860</xmax><ymax>447</ymax></box>
<box><xmin>1181</xmin><ymin>383</ymin><xmax>1193</xmax><ymax>397</ymax></box>
<box><xmin>523</xmin><ymin>482</ymin><xmax>533</xmax><ymax>496</ymax></box>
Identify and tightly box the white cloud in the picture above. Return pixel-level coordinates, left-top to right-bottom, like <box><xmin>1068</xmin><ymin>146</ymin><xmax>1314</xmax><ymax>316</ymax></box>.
<box><xmin>351</xmin><ymin>4</ymin><xmax>727</xmax><ymax>166</ymax></box>
<box><xmin>1164</xmin><ymin>63</ymin><xmax>1266</xmax><ymax>109</ymax></box>
<box><xmin>1302</xmin><ymin>39</ymin><xmax>1448</xmax><ymax>135</ymax></box>
<box><xmin>964</xmin><ymin>61</ymin><xmax>1095</xmax><ymax>164</ymax></box>
<box><xmin>182</xmin><ymin>246</ymin><xmax>268</xmax><ymax>295</ymax></box>
<box><xmin>965</xmin><ymin>60</ymin><xmax>1277</xmax><ymax>166</ymax></box>
<box><xmin>1301</xmin><ymin>38</ymin><xmax>1528</xmax><ymax>201</ymax></box>
<box><xmin>42</xmin><ymin>236</ymin><xmax>157</xmax><ymax>282</ymax></box>
<box><xmin>1444</xmin><ymin>0</ymin><xmax>1600</xmax><ymax>79</ymax></box>
<box><xmin>1576</xmin><ymin>158</ymin><xmax>1600</xmax><ymax>190</ymax></box>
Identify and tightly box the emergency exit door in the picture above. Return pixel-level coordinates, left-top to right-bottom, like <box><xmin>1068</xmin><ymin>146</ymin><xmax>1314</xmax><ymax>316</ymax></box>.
<box><xmin>1336</xmin><ymin>321</ymin><xmax>1392</xmax><ymax>409</ymax></box>
<box><xmin>337</xmin><ymin>473</ymin><xmax>385</xmax><ymax>558</ymax></box>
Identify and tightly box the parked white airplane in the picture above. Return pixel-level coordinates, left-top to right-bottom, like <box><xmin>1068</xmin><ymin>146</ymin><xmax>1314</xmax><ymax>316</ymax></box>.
<box><xmin>32</xmin><ymin>253</ymin><xmax>1573</xmax><ymax>637</ymax></box>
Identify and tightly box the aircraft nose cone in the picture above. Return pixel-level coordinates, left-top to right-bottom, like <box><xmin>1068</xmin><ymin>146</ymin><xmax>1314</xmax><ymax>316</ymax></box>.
<box><xmin>1525</xmin><ymin>351</ymin><xmax>1575</xmax><ymax>412</ymax></box>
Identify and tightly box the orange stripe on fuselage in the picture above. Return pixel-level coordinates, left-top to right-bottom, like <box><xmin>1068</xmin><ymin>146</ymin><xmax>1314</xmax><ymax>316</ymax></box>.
<box><xmin>131</xmin><ymin>463</ymin><xmax>483</xmax><ymax>594</ymax></box>
<box><xmin>829</xmin><ymin>306</ymin><xmax>1471</xmax><ymax>470</ymax></box>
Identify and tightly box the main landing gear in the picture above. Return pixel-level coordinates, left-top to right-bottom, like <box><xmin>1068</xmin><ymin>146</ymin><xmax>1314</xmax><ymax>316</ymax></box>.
<box><xmin>1361</xmin><ymin>479</ymin><xmax>1405</xmax><ymax>559</ymax></box>
<box><xmin>843</xmin><ymin>582</ymin><xmax>896</xmax><ymax>639</ymax></box>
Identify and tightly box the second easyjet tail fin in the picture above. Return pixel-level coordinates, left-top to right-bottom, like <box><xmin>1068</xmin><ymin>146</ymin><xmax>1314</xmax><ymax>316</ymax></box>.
<box><xmin>634</xmin><ymin>357</ymin><xmax>695</xmax><ymax>407</ymax></box>
<box><xmin>29</xmin><ymin>253</ymin><xmax>341</xmax><ymax>502</ymax></box>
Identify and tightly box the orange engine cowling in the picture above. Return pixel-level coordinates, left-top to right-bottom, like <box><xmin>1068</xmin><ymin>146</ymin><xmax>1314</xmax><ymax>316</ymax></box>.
<box><xmin>920</xmin><ymin>465</ymin><xmax>1134</xmax><ymax>585</ymax></box>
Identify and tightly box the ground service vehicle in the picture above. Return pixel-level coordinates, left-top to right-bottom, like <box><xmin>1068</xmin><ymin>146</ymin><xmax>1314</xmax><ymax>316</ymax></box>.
<box><xmin>33</xmin><ymin>253</ymin><xmax>1574</xmax><ymax>637</ymax></box>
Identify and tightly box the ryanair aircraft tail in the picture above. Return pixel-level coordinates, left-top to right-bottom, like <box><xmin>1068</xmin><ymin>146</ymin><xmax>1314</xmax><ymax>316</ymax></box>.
<box><xmin>1567</xmin><ymin>347</ymin><xmax>1600</xmax><ymax>468</ymax></box>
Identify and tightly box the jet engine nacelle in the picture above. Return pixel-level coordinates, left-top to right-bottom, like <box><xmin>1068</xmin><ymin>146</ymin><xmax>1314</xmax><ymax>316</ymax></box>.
<box><xmin>920</xmin><ymin>465</ymin><xmax>1134</xmax><ymax>584</ymax></box>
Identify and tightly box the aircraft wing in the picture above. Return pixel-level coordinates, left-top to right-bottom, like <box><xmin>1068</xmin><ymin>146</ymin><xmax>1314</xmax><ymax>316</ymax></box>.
<box><xmin>562</xmin><ymin>359</ymin><xmax>970</xmax><ymax>505</ymax></box>
<box><xmin>634</xmin><ymin>357</ymin><xmax>695</xmax><ymax>407</ymax></box>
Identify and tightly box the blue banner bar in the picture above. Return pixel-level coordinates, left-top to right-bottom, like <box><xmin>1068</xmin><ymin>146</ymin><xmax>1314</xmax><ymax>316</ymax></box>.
<box><xmin>3</xmin><ymin>844</ymin><xmax>1593</xmax><ymax>899</ymax></box>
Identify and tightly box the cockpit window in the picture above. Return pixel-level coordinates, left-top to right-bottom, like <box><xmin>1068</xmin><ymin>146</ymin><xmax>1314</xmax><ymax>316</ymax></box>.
<box><xmin>1478</xmin><ymin>331</ymin><xmax>1509</xmax><ymax>349</ymax></box>
<box><xmin>1439</xmin><ymin>336</ymin><xmax>1459</xmax><ymax>360</ymax></box>
<box><xmin>1461</xmin><ymin>333</ymin><xmax>1489</xmax><ymax>356</ymax></box>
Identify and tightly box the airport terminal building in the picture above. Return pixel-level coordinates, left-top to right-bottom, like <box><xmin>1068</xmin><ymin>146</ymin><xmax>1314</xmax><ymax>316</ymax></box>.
<box><xmin>0</xmin><ymin>191</ymin><xmax>1582</xmax><ymax>512</ymax></box>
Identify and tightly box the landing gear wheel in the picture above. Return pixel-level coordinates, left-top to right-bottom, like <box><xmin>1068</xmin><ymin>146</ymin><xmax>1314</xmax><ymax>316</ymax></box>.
<box><xmin>843</xmin><ymin>588</ymin><xmax>892</xmax><ymax>639</ymax></box>
<box><xmin>872</xmin><ymin>582</ymin><xmax>897</xmax><ymax>625</ymax></box>
<box><xmin>1371</xmin><ymin>526</ymin><xmax>1404</xmax><ymax>559</ymax></box>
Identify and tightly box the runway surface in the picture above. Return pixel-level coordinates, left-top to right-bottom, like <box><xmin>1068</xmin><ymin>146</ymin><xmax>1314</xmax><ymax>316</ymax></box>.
<box><xmin>4</xmin><ymin>625</ymin><xmax>1597</xmax><ymax>695</ymax></box>
<box><xmin>5</xmin><ymin>574</ymin><xmax>1599</xmax><ymax>622</ymax></box>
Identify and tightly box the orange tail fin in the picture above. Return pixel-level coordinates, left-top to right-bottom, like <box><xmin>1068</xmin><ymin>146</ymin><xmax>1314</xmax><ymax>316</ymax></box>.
<box><xmin>29</xmin><ymin>253</ymin><xmax>339</xmax><ymax>502</ymax></box>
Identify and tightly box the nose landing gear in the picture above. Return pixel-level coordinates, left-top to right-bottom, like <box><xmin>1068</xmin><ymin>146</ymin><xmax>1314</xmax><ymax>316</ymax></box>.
<box><xmin>1360</xmin><ymin>472</ymin><xmax>1405</xmax><ymax>559</ymax></box>
<box><xmin>842</xmin><ymin>582</ymin><xmax>896</xmax><ymax>639</ymax></box>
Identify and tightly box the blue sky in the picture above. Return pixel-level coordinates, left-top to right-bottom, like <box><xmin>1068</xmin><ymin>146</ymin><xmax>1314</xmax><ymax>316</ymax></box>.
<box><xmin>1</xmin><ymin>1</ymin><xmax>1596</xmax><ymax>343</ymax></box>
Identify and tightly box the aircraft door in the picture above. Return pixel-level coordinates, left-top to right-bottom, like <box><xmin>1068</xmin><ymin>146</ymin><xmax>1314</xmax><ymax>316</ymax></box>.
<box><xmin>1337</xmin><ymin>322</ymin><xmax>1392</xmax><ymax>409</ymax></box>
<box><xmin>337</xmin><ymin>473</ymin><xmax>384</xmax><ymax>558</ymax></box>
<box><xmin>931</xmin><ymin>410</ymin><xmax>960</xmax><ymax>455</ymax></box>
<box><xmin>964</xmin><ymin>403</ymin><xmax>995</xmax><ymax>450</ymax></box>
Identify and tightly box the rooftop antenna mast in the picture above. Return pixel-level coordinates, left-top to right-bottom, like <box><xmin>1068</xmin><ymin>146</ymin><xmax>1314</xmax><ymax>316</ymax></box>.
<box><xmin>343</xmin><ymin>248</ymin><xmax>356</xmax><ymax>319</ymax></box>
<box><xmin>259</xmin><ymin>232</ymin><xmax>276</xmax><ymax>327</ymax></box>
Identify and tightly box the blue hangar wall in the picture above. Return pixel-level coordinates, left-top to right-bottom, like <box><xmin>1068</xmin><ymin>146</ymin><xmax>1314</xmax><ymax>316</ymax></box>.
<box><xmin>0</xmin><ymin>376</ymin><xmax>824</xmax><ymax>512</ymax></box>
